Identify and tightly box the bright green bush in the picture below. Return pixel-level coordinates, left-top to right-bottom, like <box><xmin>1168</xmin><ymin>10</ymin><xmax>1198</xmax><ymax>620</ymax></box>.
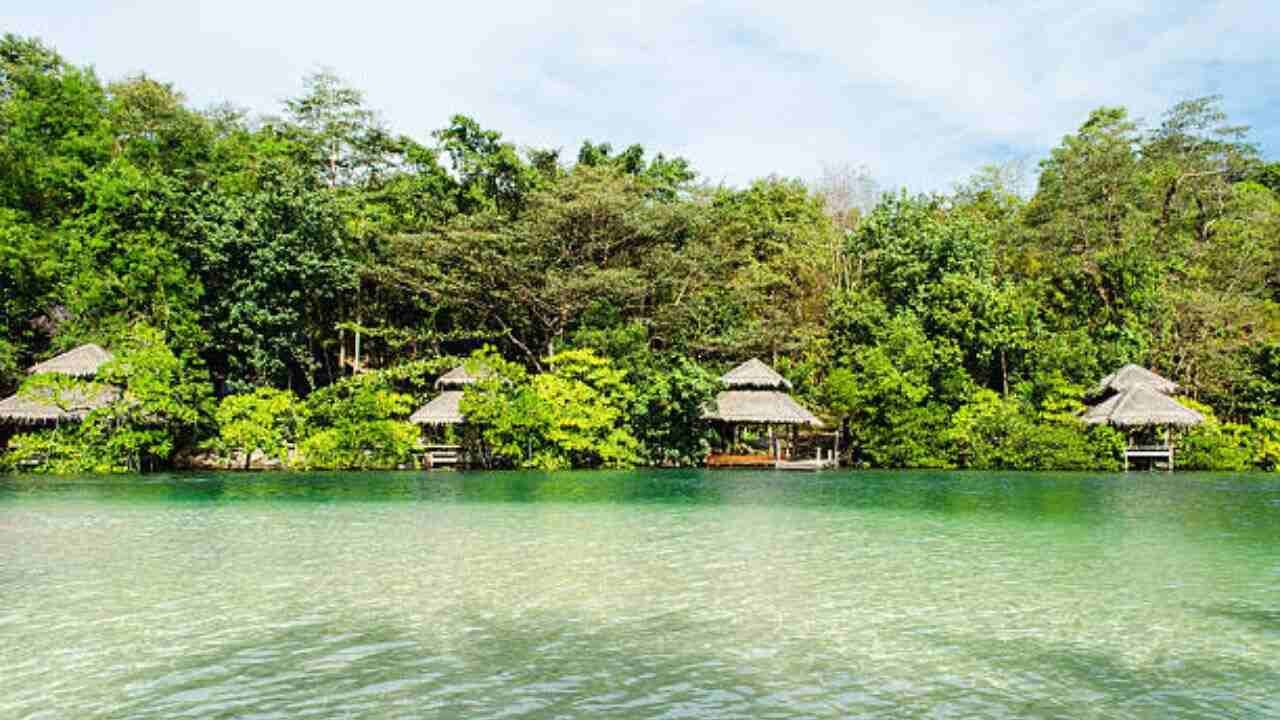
<box><xmin>1253</xmin><ymin>416</ymin><xmax>1280</xmax><ymax>471</ymax></box>
<box><xmin>214</xmin><ymin>387</ymin><xmax>307</xmax><ymax>468</ymax></box>
<box><xmin>296</xmin><ymin>375</ymin><xmax>418</xmax><ymax>470</ymax></box>
<box><xmin>1176</xmin><ymin>400</ymin><xmax>1255</xmax><ymax>472</ymax></box>
<box><xmin>2</xmin><ymin>425</ymin><xmax>106</xmax><ymax>474</ymax></box>
<box><xmin>461</xmin><ymin>348</ymin><xmax>641</xmax><ymax>470</ymax></box>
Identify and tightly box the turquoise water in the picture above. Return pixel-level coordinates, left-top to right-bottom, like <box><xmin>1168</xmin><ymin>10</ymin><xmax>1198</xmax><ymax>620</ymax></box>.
<box><xmin>1</xmin><ymin>470</ymin><xmax>1277</xmax><ymax>718</ymax></box>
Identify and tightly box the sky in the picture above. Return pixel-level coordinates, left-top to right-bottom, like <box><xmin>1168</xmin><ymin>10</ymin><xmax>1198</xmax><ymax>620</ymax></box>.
<box><xmin>5</xmin><ymin>1</ymin><xmax>1279</xmax><ymax>192</ymax></box>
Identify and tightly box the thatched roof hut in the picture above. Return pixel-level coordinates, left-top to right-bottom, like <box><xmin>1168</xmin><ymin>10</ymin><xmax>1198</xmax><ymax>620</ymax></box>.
<box><xmin>0</xmin><ymin>344</ymin><xmax>118</xmax><ymax>426</ymax></box>
<box><xmin>26</xmin><ymin>343</ymin><xmax>113</xmax><ymax>377</ymax></box>
<box><xmin>703</xmin><ymin>359</ymin><xmax>821</xmax><ymax>427</ymax></box>
<box><xmin>1082</xmin><ymin>384</ymin><xmax>1204</xmax><ymax>428</ymax></box>
<box><xmin>1092</xmin><ymin>364</ymin><xmax>1179</xmax><ymax>397</ymax></box>
<box><xmin>409</xmin><ymin>363</ymin><xmax>491</xmax><ymax>426</ymax></box>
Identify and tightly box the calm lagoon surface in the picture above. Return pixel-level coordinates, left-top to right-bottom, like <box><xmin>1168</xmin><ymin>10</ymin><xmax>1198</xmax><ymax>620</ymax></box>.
<box><xmin>1</xmin><ymin>470</ymin><xmax>1278</xmax><ymax>719</ymax></box>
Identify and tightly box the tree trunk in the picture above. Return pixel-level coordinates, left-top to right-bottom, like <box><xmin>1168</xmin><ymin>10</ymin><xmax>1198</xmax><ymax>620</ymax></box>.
<box><xmin>353</xmin><ymin>310</ymin><xmax>362</xmax><ymax>374</ymax></box>
<box><xmin>339</xmin><ymin>327</ymin><xmax>346</xmax><ymax>375</ymax></box>
<box><xmin>1001</xmin><ymin>349</ymin><xmax>1009</xmax><ymax>397</ymax></box>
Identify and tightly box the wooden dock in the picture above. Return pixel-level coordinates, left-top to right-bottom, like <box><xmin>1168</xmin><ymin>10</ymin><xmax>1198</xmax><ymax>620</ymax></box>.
<box><xmin>706</xmin><ymin>449</ymin><xmax>838</xmax><ymax>471</ymax></box>
<box><xmin>1125</xmin><ymin>444</ymin><xmax>1173</xmax><ymax>471</ymax></box>
<box><xmin>775</xmin><ymin>458</ymin><xmax>837</xmax><ymax>471</ymax></box>
<box><xmin>418</xmin><ymin>444</ymin><xmax>462</xmax><ymax>469</ymax></box>
<box><xmin>706</xmin><ymin>453</ymin><xmax>775</xmax><ymax>468</ymax></box>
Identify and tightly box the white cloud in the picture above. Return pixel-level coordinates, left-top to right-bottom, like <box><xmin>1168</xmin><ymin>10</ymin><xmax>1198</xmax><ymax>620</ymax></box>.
<box><xmin>5</xmin><ymin>0</ymin><xmax>1278</xmax><ymax>191</ymax></box>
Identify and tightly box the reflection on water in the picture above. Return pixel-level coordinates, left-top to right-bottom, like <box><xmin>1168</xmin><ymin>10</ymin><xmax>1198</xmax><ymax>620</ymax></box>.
<box><xmin>1</xmin><ymin>470</ymin><xmax>1277</xmax><ymax>718</ymax></box>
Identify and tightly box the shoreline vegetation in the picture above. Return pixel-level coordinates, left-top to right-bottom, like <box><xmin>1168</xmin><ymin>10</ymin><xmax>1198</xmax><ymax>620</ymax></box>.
<box><xmin>1</xmin><ymin>34</ymin><xmax>1278</xmax><ymax>475</ymax></box>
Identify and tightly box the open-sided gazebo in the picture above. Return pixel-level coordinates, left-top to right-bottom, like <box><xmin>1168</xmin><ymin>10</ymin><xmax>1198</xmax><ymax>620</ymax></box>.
<box><xmin>702</xmin><ymin>358</ymin><xmax>831</xmax><ymax>469</ymax></box>
<box><xmin>408</xmin><ymin>363</ymin><xmax>490</xmax><ymax>467</ymax></box>
<box><xmin>1083</xmin><ymin>365</ymin><xmax>1204</xmax><ymax>471</ymax></box>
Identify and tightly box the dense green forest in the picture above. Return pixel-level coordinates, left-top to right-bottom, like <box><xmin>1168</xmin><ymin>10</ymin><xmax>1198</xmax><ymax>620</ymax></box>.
<box><xmin>2</xmin><ymin>34</ymin><xmax>1278</xmax><ymax>473</ymax></box>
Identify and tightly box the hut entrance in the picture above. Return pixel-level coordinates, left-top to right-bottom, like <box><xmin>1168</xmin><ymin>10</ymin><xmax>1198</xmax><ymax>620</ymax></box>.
<box><xmin>701</xmin><ymin>359</ymin><xmax>834</xmax><ymax>470</ymax></box>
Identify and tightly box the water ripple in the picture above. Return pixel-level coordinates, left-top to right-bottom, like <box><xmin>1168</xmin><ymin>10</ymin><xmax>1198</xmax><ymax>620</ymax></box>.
<box><xmin>0</xmin><ymin>470</ymin><xmax>1278</xmax><ymax>718</ymax></box>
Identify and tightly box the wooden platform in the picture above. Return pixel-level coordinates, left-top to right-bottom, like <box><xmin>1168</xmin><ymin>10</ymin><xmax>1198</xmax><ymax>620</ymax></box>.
<box><xmin>1125</xmin><ymin>445</ymin><xmax>1174</xmax><ymax>471</ymax></box>
<box><xmin>418</xmin><ymin>444</ymin><xmax>462</xmax><ymax>469</ymax></box>
<box><xmin>706</xmin><ymin>453</ymin><xmax>775</xmax><ymax>468</ymax></box>
<box><xmin>706</xmin><ymin>452</ymin><xmax>838</xmax><ymax>471</ymax></box>
<box><xmin>775</xmin><ymin>458</ymin><xmax>838</xmax><ymax>471</ymax></box>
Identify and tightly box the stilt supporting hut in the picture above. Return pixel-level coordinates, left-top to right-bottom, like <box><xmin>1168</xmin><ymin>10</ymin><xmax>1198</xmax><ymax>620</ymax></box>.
<box><xmin>702</xmin><ymin>358</ymin><xmax>832</xmax><ymax>470</ymax></box>
<box><xmin>0</xmin><ymin>344</ymin><xmax>118</xmax><ymax>459</ymax></box>
<box><xmin>1082</xmin><ymin>364</ymin><xmax>1204</xmax><ymax>471</ymax></box>
<box><xmin>408</xmin><ymin>363</ymin><xmax>489</xmax><ymax>468</ymax></box>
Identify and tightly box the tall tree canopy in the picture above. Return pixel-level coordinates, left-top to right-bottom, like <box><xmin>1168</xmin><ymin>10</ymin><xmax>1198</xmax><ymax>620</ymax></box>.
<box><xmin>2</xmin><ymin>33</ymin><xmax>1278</xmax><ymax>472</ymax></box>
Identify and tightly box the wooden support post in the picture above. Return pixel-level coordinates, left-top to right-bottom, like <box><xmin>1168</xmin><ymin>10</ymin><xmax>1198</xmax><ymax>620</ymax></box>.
<box><xmin>353</xmin><ymin>311</ymin><xmax>362</xmax><ymax>374</ymax></box>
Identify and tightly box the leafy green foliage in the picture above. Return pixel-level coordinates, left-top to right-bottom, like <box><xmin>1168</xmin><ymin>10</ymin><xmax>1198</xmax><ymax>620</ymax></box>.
<box><xmin>1176</xmin><ymin>399</ymin><xmax>1256</xmax><ymax>472</ymax></box>
<box><xmin>214</xmin><ymin>387</ymin><xmax>306</xmax><ymax>468</ymax></box>
<box><xmin>1252</xmin><ymin>417</ymin><xmax>1280</xmax><ymax>471</ymax></box>
<box><xmin>297</xmin><ymin>374</ymin><xmax>417</xmax><ymax>470</ymax></box>
<box><xmin>85</xmin><ymin>324</ymin><xmax>214</xmax><ymax>471</ymax></box>
<box><xmin>3</xmin><ymin>34</ymin><xmax>1278</xmax><ymax>473</ymax></box>
<box><xmin>461</xmin><ymin>348</ymin><xmax>641</xmax><ymax>469</ymax></box>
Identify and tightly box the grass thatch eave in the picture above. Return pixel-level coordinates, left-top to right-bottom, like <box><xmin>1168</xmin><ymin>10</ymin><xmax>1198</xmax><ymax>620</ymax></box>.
<box><xmin>27</xmin><ymin>343</ymin><xmax>113</xmax><ymax>378</ymax></box>
<box><xmin>0</xmin><ymin>384</ymin><xmax>120</xmax><ymax>425</ymax></box>
<box><xmin>1081</xmin><ymin>384</ymin><xmax>1204</xmax><ymax>428</ymax></box>
<box><xmin>720</xmin><ymin>358</ymin><xmax>792</xmax><ymax>390</ymax></box>
<box><xmin>409</xmin><ymin>390</ymin><xmax>466</xmax><ymax>425</ymax></box>
<box><xmin>1092</xmin><ymin>364</ymin><xmax>1179</xmax><ymax>398</ymax></box>
<box><xmin>702</xmin><ymin>389</ymin><xmax>822</xmax><ymax>427</ymax></box>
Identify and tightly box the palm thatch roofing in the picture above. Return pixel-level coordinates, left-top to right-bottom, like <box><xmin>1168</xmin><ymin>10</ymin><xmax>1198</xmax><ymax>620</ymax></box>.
<box><xmin>704</xmin><ymin>389</ymin><xmax>822</xmax><ymax>427</ymax></box>
<box><xmin>703</xmin><ymin>359</ymin><xmax>820</xmax><ymax>426</ymax></box>
<box><xmin>1093</xmin><ymin>364</ymin><xmax>1179</xmax><ymax>397</ymax></box>
<box><xmin>1081</xmin><ymin>384</ymin><xmax>1205</xmax><ymax>428</ymax></box>
<box><xmin>434</xmin><ymin>363</ymin><xmax>491</xmax><ymax>389</ymax></box>
<box><xmin>409</xmin><ymin>390</ymin><xmax>465</xmax><ymax>426</ymax></box>
<box><xmin>27</xmin><ymin>343</ymin><xmax>113</xmax><ymax>378</ymax></box>
<box><xmin>2</xmin><ymin>344</ymin><xmax>118</xmax><ymax>425</ymax></box>
<box><xmin>721</xmin><ymin>358</ymin><xmax>792</xmax><ymax>389</ymax></box>
<box><xmin>0</xmin><ymin>384</ymin><xmax>120</xmax><ymax>425</ymax></box>
<box><xmin>411</xmin><ymin>363</ymin><xmax>492</xmax><ymax>425</ymax></box>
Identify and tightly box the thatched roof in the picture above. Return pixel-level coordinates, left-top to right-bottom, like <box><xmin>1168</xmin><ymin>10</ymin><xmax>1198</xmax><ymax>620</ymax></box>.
<box><xmin>703</xmin><ymin>389</ymin><xmax>822</xmax><ymax>427</ymax></box>
<box><xmin>435</xmin><ymin>363</ymin><xmax>490</xmax><ymax>389</ymax></box>
<box><xmin>0</xmin><ymin>384</ymin><xmax>119</xmax><ymax>425</ymax></box>
<box><xmin>1093</xmin><ymin>364</ymin><xmax>1179</xmax><ymax>397</ymax></box>
<box><xmin>410</xmin><ymin>390</ymin><xmax>465</xmax><ymax>425</ymax></box>
<box><xmin>722</xmin><ymin>358</ymin><xmax>792</xmax><ymax>390</ymax></box>
<box><xmin>27</xmin><ymin>343</ymin><xmax>113</xmax><ymax>378</ymax></box>
<box><xmin>1081</xmin><ymin>384</ymin><xmax>1204</xmax><ymax>428</ymax></box>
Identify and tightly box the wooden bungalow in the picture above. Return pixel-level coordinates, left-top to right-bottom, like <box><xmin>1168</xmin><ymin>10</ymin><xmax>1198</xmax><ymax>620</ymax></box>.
<box><xmin>702</xmin><ymin>358</ymin><xmax>833</xmax><ymax>470</ymax></box>
<box><xmin>1082</xmin><ymin>365</ymin><xmax>1204</xmax><ymax>471</ymax></box>
<box><xmin>408</xmin><ymin>363</ymin><xmax>489</xmax><ymax>468</ymax></box>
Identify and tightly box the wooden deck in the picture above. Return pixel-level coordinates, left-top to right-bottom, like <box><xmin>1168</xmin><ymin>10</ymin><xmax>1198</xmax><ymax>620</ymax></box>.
<box><xmin>1124</xmin><ymin>445</ymin><xmax>1173</xmax><ymax>471</ymax></box>
<box><xmin>417</xmin><ymin>444</ymin><xmax>463</xmax><ymax>469</ymax></box>
<box><xmin>706</xmin><ymin>450</ymin><xmax>838</xmax><ymax>471</ymax></box>
<box><xmin>706</xmin><ymin>453</ymin><xmax>775</xmax><ymax>468</ymax></box>
<box><xmin>775</xmin><ymin>458</ymin><xmax>838</xmax><ymax>471</ymax></box>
